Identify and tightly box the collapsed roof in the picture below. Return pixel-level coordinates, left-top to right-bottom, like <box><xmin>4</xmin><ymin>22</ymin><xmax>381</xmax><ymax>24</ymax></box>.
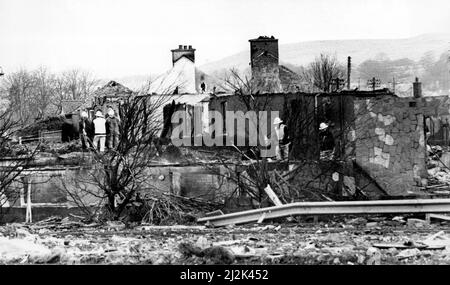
<box><xmin>93</xmin><ymin>80</ymin><xmax>134</xmax><ymax>98</ymax></box>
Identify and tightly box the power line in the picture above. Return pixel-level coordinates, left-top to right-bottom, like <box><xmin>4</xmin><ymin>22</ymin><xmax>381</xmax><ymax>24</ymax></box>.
<box><xmin>367</xmin><ymin>77</ymin><xmax>381</xmax><ymax>91</ymax></box>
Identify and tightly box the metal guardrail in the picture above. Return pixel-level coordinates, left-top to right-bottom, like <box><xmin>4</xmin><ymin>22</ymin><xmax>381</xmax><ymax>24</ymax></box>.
<box><xmin>198</xmin><ymin>199</ymin><xmax>450</xmax><ymax>227</ymax></box>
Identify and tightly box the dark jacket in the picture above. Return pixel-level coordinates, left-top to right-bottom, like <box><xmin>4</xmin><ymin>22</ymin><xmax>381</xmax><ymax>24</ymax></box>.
<box><xmin>79</xmin><ymin>118</ymin><xmax>94</xmax><ymax>139</ymax></box>
<box><xmin>320</xmin><ymin>129</ymin><xmax>335</xmax><ymax>151</ymax></box>
<box><xmin>106</xmin><ymin>116</ymin><xmax>120</xmax><ymax>136</ymax></box>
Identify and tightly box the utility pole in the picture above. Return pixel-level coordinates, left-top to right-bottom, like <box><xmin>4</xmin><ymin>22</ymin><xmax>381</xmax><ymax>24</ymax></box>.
<box><xmin>388</xmin><ymin>76</ymin><xmax>397</xmax><ymax>93</ymax></box>
<box><xmin>331</xmin><ymin>77</ymin><xmax>345</xmax><ymax>92</ymax></box>
<box><xmin>447</xmin><ymin>46</ymin><xmax>450</xmax><ymax>92</ymax></box>
<box><xmin>347</xmin><ymin>56</ymin><xmax>351</xmax><ymax>90</ymax></box>
<box><xmin>367</xmin><ymin>77</ymin><xmax>381</xmax><ymax>91</ymax></box>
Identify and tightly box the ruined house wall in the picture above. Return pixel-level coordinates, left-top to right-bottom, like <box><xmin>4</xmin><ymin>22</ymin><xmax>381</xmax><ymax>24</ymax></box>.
<box><xmin>420</xmin><ymin>95</ymin><xmax>450</xmax><ymax>146</ymax></box>
<box><xmin>1</xmin><ymin>164</ymin><xmax>236</xmax><ymax>212</ymax></box>
<box><xmin>208</xmin><ymin>94</ymin><xmax>285</xmax><ymax>146</ymax></box>
<box><xmin>290</xmin><ymin>161</ymin><xmax>341</xmax><ymax>195</ymax></box>
<box><xmin>208</xmin><ymin>93</ymin><xmax>319</xmax><ymax>159</ymax></box>
<box><xmin>352</xmin><ymin>97</ymin><xmax>427</xmax><ymax>196</ymax></box>
<box><xmin>141</xmin><ymin>165</ymin><xmax>236</xmax><ymax>201</ymax></box>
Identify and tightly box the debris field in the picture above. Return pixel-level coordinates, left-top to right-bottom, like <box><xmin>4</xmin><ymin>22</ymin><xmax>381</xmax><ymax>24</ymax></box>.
<box><xmin>1</xmin><ymin>215</ymin><xmax>450</xmax><ymax>265</ymax></box>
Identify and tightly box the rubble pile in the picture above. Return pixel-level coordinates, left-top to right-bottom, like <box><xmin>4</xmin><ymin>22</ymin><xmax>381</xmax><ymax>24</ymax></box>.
<box><xmin>1</xmin><ymin>215</ymin><xmax>450</xmax><ymax>265</ymax></box>
<box><xmin>0</xmin><ymin>143</ymin><xmax>31</xmax><ymax>157</ymax></box>
<box><xmin>130</xmin><ymin>193</ymin><xmax>222</xmax><ymax>225</ymax></box>
<box><xmin>426</xmin><ymin>145</ymin><xmax>450</xmax><ymax>194</ymax></box>
<box><xmin>18</xmin><ymin>116</ymin><xmax>64</xmax><ymax>137</ymax></box>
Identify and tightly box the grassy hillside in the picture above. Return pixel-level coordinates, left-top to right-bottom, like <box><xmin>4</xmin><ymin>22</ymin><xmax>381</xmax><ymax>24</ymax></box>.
<box><xmin>199</xmin><ymin>34</ymin><xmax>450</xmax><ymax>75</ymax></box>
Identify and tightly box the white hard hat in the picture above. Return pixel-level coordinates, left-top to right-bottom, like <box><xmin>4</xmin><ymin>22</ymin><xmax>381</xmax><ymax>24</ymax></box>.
<box><xmin>95</xmin><ymin>111</ymin><xmax>103</xmax><ymax>117</ymax></box>
<box><xmin>107</xmin><ymin>108</ymin><xmax>115</xmax><ymax>117</ymax></box>
<box><xmin>273</xmin><ymin>117</ymin><xmax>283</xmax><ymax>125</ymax></box>
<box><xmin>319</xmin><ymin>122</ymin><xmax>329</xmax><ymax>130</ymax></box>
<box><xmin>81</xmin><ymin>111</ymin><xmax>88</xmax><ymax>118</ymax></box>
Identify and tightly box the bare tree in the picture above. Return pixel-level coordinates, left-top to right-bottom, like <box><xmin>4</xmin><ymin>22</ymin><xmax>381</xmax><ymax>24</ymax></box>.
<box><xmin>0</xmin><ymin>107</ymin><xmax>38</xmax><ymax>211</ymax></box>
<box><xmin>217</xmin><ymin>68</ymin><xmax>283</xmax><ymax>205</ymax></box>
<box><xmin>33</xmin><ymin>66</ymin><xmax>56</xmax><ymax>119</ymax></box>
<box><xmin>51</xmin><ymin>69</ymin><xmax>99</xmax><ymax>113</ymax></box>
<box><xmin>82</xmin><ymin>81</ymin><xmax>174</xmax><ymax>220</ymax></box>
<box><xmin>1</xmin><ymin>69</ymin><xmax>36</xmax><ymax>125</ymax></box>
<box><xmin>61</xmin><ymin>69</ymin><xmax>99</xmax><ymax>101</ymax></box>
<box><xmin>1</xmin><ymin>67</ymin><xmax>99</xmax><ymax>122</ymax></box>
<box><xmin>223</xmin><ymin>68</ymin><xmax>274</xmax><ymax>111</ymax></box>
<box><xmin>302</xmin><ymin>54</ymin><xmax>346</xmax><ymax>92</ymax></box>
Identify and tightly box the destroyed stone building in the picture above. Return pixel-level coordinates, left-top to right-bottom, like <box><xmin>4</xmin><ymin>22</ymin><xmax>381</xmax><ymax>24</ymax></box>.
<box><xmin>2</xmin><ymin>35</ymin><xmax>450</xmax><ymax>224</ymax></box>
<box><xmin>91</xmin><ymin>80</ymin><xmax>134</xmax><ymax>118</ymax></box>
<box><xmin>160</xmin><ymin>36</ymin><xmax>450</xmax><ymax>200</ymax></box>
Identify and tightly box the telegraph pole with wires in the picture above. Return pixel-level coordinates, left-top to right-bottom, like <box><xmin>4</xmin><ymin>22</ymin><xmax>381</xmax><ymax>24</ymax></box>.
<box><xmin>388</xmin><ymin>76</ymin><xmax>397</xmax><ymax>94</ymax></box>
<box><xmin>331</xmin><ymin>77</ymin><xmax>345</xmax><ymax>92</ymax></box>
<box><xmin>367</xmin><ymin>77</ymin><xmax>381</xmax><ymax>91</ymax></box>
<box><xmin>347</xmin><ymin>56</ymin><xmax>351</xmax><ymax>90</ymax></box>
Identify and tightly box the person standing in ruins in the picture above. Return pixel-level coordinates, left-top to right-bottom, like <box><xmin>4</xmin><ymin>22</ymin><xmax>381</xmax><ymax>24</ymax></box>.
<box><xmin>79</xmin><ymin>111</ymin><xmax>93</xmax><ymax>150</ymax></box>
<box><xmin>106</xmin><ymin>108</ymin><xmax>120</xmax><ymax>149</ymax></box>
<box><xmin>319</xmin><ymin>122</ymin><xmax>336</xmax><ymax>159</ymax></box>
<box><xmin>443</xmin><ymin>118</ymin><xmax>449</xmax><ymax>146</ymax></box>
<box><xmin>93</xmin><ymin>110</ymin><xmax>106</xmax><ymax>152</ymax></box>
<box><xmin>273</xmin><ymin>117</ymin><xmax>290</xmax><ymax>161</ymax></box>
<box><xmin>319</xmin><ymin>122</ymin><xmax>335</xmax><ymax>151</ymax></box>
<box><xmin>200</xmin><ymin>82</ymin><xmax>206</xmax><ymax>93</ymax></box>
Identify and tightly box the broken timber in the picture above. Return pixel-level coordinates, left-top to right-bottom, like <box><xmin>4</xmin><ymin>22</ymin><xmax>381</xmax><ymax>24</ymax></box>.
<box><xmin>263</xmin><ymin>185</ymin><xmax>283</xmax><ymax>206</ymax></box>
<box><xmin>426</xmin><ymin>213</ymin><xmax>450</xmax><ymax>222</ymax></box>
<box><xmin>198</xmin><ymin>198</ymin><xmax>450</xmax><ymax>227</ymax></box>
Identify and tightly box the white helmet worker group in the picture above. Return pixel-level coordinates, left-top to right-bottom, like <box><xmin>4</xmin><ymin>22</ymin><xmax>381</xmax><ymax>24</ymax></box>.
<box><xmin>93</xmin><ymin>108</ymin><xmax>115</xmax><ymax>118</ymax></box>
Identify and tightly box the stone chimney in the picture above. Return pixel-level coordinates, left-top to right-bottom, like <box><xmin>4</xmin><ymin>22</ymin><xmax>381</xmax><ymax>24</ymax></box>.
<box><xmin>413</xmin><ymin>77</ymin><xmax>422</xmax><ymax>98</ymax></box>
<box><xmin>248</xmin><ymin>36</ymin><xmax>282</xmax><ymax>93</ymax></box>
<box><xmin>171</xmin><ymin>45</ymin><xmax>196</xmax><ymax>66</ymax></box>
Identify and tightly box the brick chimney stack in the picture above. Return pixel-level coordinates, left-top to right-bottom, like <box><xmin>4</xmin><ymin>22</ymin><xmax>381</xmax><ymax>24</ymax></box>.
<box><xmin>248</xmin><ymin>36</ymin><xmax>282</xmax><ymax>93</ymax></box>
<box><xmin>171</xmin><ymin>45</ymin><xmax>196</xmax><ymax>66</ymax></box>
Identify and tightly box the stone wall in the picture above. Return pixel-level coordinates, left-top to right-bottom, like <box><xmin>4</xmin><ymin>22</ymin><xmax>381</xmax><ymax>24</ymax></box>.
<box><xmin>352</xmin><ymin>97</ymin><xmax>428</xmax><ymax>195</ymax></box>
<box><xmin>290</xmin><ymin>160</ymin><xmax>340</xmax><ymax>195</ymax></box>
<box><xmin>1</xmin><ymin>164</ymin><xmax>236</xmax><ymax>213</ymax></box>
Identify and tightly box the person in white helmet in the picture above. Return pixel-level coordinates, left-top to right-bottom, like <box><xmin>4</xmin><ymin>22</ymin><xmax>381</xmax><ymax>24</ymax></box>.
<box><xmin>319</xmin><ymin>122</ymin><xmax>335</xmax><ymax>152</ymax></box>
<box><xmin>93</xmin><ymin>110</ymin><xmax>106</xmax><ymax>152</ymax></box>
<box><xmin>273</xmin><ymin>117</ymin><xmax>290</xmax><ymax>161</ymax></box>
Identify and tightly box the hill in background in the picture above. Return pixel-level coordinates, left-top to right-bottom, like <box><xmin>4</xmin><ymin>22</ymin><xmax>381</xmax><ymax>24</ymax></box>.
<box><xmin>112</xmin><ymin>34</ymin><xmax>450</xmax><ymax>96</ymax></box>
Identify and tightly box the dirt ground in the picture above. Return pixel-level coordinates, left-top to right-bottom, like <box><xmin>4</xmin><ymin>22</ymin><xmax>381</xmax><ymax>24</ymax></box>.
<box><xmin>1</xmin><ymin>215</ymin><xmax>450</xmax><ymax>265</ymax></box>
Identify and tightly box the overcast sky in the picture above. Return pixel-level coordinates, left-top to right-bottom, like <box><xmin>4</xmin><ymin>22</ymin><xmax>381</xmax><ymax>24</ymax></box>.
<box><xmin>1</xmin><ymin>0</ymin><xmax>449</xmax><ymax>78</ymax></box>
